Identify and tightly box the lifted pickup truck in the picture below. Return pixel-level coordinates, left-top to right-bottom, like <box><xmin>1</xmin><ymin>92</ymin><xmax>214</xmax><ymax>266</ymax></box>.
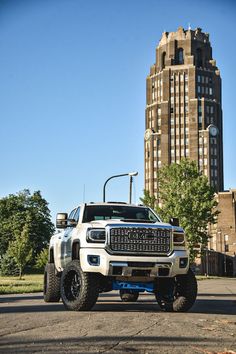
<box><xmin>44</xmin><ymin>202</ymin><xmax>197</xmax><ymax>312</ymax></box>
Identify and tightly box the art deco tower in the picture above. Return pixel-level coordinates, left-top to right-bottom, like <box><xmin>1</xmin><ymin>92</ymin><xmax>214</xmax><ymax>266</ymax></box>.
<box><xmin>144</xmin><ymin>27</ymin><xmax>224</xmax><ymax>197</ymax></box>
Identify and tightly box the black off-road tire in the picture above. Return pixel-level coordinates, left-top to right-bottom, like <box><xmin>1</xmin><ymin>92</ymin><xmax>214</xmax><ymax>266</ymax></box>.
<box><xmin>60</xmin><ymin>260</ymin><xmax>99</xmax><ymax>311</ymax></box>
<box><xmin>155</xmin><ymin>269</ymin><xmax>197</xmax><ymax>312</ymax></box>
<box><xmin>119</xmin><ymin>289</ymin><xmax>139</xmax><ymax>302</ymax></box>
<box><xmin>44</xmin><ymin>263</ymin><xmax>61</xmax><ymax>302</ymax></box>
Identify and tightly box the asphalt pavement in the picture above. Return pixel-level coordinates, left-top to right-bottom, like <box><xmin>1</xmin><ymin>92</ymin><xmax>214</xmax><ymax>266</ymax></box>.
<box><xmin>0</xmin><ymin>278</ymin><xmax>235</xmax><ymax>354</ymax></box>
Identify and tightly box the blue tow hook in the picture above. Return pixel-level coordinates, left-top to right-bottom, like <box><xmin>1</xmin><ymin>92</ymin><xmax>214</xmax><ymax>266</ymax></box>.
<box><xmin>112</xmin><ymin>281</ymin><xmax>154</xmax><ymax>293</ymax></box>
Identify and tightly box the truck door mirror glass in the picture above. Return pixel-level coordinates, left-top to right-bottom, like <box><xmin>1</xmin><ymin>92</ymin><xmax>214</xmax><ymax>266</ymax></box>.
<box><xmin>56</xmin><ymin>213</ymin><xmax>68</xmax><ymax>229</ymax></box>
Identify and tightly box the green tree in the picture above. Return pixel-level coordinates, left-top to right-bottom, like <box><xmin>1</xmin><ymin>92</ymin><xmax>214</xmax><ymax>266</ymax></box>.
<box><xmin>140</xmin><ymin>189</ymin><xmax>156</xmax><ymax>209</ymax></box>
<box><xmin>35</xmin><ymin>247</ymin><xmax>49</xmax><ymax>271</ymax></box>
<box><xmin>141</xmin><ymin>160</ymin><xmax>218</xmax><ymax>261</ymax></box>
<box><xmin>0</xmin><ymin>251</ymin><xmax>18</xmax><ymax>276</ymax></box>
<box><xmin>8</xmin><ymin>222</ymin><xmax>33</xmax><ymax>279</ymax></box>
<box><xmin>0</xmin><ymin>190</ymin><xmax>54</xmax><ymax>263</ymax></box>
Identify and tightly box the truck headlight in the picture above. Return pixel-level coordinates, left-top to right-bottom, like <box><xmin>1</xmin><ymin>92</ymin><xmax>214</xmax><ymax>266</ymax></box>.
<box><xmin>87</xmin><ymin>228</ymin><xmax>106</xmax><ymax>243</ymax></box>
<box><xmin>173</xmin><ymin>232</ymin><xmax>185</xmax><ymax>246</ymax></box>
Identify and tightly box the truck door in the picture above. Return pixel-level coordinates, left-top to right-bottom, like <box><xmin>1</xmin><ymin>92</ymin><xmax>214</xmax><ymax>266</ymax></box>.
<box><xmin>63</xmin><ymin>207</ymin><xmax>80</xmax><ymax>266</ymax></box>
<box><xmin>61</xmin><ymin>208</ymin><xmax>76</xmax><ymax>268</ymax></box>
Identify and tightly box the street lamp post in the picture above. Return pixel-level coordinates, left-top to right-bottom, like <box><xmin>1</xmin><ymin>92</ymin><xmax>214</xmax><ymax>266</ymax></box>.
<box><xmin>103</xmin><ymin>172</ymin><xmax>138</xmax><ymax>203</ymax></box>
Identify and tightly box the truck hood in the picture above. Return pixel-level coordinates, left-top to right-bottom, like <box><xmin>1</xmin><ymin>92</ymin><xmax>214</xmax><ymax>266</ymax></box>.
<box><xmin>89</xmin><ymin>219</ymin><xmax>174</xmax><ymax>229</ymax></box>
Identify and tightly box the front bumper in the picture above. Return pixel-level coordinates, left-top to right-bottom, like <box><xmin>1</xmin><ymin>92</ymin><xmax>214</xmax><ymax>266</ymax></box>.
<box><xmin>79</xmin><ymin>248</ymin><xmax>189</xmax><ymax>277</ymax></box>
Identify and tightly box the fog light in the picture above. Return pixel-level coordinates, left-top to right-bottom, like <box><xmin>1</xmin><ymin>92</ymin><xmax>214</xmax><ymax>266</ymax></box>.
<box><xmin>179</xmin><ymin>257</ymin><xmax>188</xmax><ymax>268</ymax></box>
<box><xmin>88</xmin><ymin>255</ymin><xmax>100</xmax><ymax>266</ymax></box>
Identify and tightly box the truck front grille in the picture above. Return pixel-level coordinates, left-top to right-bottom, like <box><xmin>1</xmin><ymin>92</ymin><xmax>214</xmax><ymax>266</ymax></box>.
<box><xmin>108</xmin><ymin>227</ymin><xmax>171</xmax><ymax>255</ymax></box>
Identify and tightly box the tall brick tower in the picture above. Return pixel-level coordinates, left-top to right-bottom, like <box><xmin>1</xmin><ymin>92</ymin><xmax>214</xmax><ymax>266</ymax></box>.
<box><xmin>144</xmin><ymin>27</ymin><xmax>224</xmax><ymax>197</ymax></box>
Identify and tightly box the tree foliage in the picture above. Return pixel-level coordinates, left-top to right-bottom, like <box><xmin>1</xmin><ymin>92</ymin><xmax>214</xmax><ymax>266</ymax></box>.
<box><xmin>0</xmin><ymin>190</ymin><xmax>54</xmax><ymax>262</ymax></box>
<box><xmin>141</xmin><ymin>160</ymin><xmax>218</xmax><ymax>261</ymax></box>
<box><xmin>140</xmin><ymin>190</ymin><xmax>156</xmax><ymax>210</ymax></box>
<box><xmin>8</xmin><ymin>222</ymin><xmax>33</xmax><ymax>279</ymax></box>
<box><xmin>0</xmin><ymin>251</ymin><xmax>19</xmax><ymax>276</ymax></box>
<box><xmin>35</xmin><ymin>248</ymin><xmax>49</xmax><ymax>271</ymax></box>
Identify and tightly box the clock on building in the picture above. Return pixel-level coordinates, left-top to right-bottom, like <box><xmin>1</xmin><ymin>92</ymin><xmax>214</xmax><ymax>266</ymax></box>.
<box><xmin>208</xmin><ymin>124</ymin><xmax>219</xmax><ymax>137</ymax></box>
<box><xmin>144</xmin><ymin>129</ymin><xmax>153</xmax><ymax>141</ymax></box>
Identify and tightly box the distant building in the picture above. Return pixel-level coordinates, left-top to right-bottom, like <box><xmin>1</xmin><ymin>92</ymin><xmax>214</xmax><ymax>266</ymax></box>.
<box><xmin>144</xmin><ymin>27</ymin><xmax>224</xmax><ymax>196</ymax></box>
<box><xmin>209</xmin><ymin>189</ymin><xmax>236</xmax><ymax>256</ymax></box>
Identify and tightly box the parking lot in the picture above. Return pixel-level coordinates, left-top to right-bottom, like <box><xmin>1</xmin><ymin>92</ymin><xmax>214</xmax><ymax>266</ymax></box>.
<box><xmin>0</xmin><ymin>278</ymin><xmax>235</xmax><ymax>354</ymax></box>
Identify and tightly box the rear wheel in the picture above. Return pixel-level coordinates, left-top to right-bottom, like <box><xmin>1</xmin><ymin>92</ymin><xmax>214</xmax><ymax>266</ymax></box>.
<box><xmin>119</xmin><ymin>289</ymin><xmax>139</xmax><ymax>302</ymax></box>
<box><xmin>60</xmin><ymin>260</ymin><xmax>99</xmax><ymax>311</ymax></box>
<box><xmin>43</xmin><ymin>263</ymin><xmax>61</xmax><ymax>302</ymax></box>
<box><xmin>155</xmin><ymin>269</ymin><xmax>197</xmax><ymax>312</ymax></box>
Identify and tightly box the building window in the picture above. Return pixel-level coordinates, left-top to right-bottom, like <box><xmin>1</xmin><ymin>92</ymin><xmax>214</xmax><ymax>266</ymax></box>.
<box><xmin>177</xmin><ymin>48</ymin><xmax>184</xmax><ymax>64</ymax></box>
<box><xmin>196</xmin><ymin>48</ymin><xmax>202</xmax><ymax>67</ymax></box>
<box><xmin>162</xmin><ymin>52</ymin><xmax>166</xmax><ymax>69</ymax></box>
<box><xmin>209</xmin><ymin>87</ymin><xmax>213</xmax><ymax>95</ymax></box>
<box><xmin>197</xmin><ymin>86</ymin><xmax>201</xmax><ymax>93</ymax></box>
<box><xmin>197</xmin><ymin>75</ymin><xmax>201</xmax><ymax>83</ymax></box>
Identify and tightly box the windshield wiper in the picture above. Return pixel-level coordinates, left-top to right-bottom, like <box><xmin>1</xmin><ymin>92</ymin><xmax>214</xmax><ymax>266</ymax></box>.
<box><xmin>121</xmin><ymin>219</ymin><xmax>156</xmax><ymax>223</ymax></box>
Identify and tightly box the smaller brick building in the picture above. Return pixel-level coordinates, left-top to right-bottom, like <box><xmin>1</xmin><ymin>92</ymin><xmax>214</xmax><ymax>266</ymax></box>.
<box><xmin>209</xmin><ymin>189</ymin><xmax>236</xmax><ymax>256</ymax></box>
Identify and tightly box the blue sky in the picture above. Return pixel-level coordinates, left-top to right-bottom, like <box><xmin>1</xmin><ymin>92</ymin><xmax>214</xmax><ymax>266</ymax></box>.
<box><xmin>0</xmin><ymin>0</ymin><xmax>235</xmax><ymax>221</ymax></box>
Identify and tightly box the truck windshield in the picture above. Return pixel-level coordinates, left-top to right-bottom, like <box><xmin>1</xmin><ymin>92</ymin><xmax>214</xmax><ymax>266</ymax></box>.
<box><xmin>82</xmin><ymin>205</ymin><xmax>160</xmax><ymax>223</ymax></box>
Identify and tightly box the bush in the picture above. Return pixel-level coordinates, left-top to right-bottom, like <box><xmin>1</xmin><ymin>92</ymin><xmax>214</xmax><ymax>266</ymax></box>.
<box><xmin>35</xmin><ymin>248</ymin><xmax>49</xmax><ymax>271</ymax></box>
<box><xmin>0</xmin><ymin>252</ymin><xmax>19</xmax><ymax>276</ymax></box>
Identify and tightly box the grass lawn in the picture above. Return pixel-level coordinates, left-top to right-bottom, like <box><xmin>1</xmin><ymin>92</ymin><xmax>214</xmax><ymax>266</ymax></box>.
<box><xmin>0</xmin><ymin>274</ymin><xmax>44</xmax><ymax>294</ymax></box>
<box><xmin>0</xmin><ymin>273</ymin><xmax>227</xmax><ymax>295</ymax></box>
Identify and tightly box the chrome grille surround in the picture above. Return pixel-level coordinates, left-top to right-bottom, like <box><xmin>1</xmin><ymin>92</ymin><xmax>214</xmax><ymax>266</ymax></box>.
<box><xmin>106</xmin><ymin>224</ymin><xmax>172</xmax><ymax>256</ymax></box>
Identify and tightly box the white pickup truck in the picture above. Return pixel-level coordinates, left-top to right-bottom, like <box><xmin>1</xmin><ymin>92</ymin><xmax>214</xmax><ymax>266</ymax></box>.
<box><xmin>44</xmin><ymin>202</ymin><xmax>197</xmax><ymax>312</ymax></box>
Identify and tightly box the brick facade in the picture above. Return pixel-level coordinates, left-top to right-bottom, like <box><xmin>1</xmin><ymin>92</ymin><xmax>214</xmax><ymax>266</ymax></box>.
<box><xmin>209</xmin><ymin>190</ymin><xmax>236</xmax><ymax>256</ymax></box>
<box><xmin>144</xmin><ymin>27</ymin><xmax>224</xmax><ymax>196</ymax></box>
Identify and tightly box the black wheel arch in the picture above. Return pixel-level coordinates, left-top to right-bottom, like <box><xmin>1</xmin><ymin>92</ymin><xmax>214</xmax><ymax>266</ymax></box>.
<box><xmin>72</xmin><ymin>240</ymin><xmax>80</xmax><ymax>260</ymax></box>
<box><xmin>49</xmin><ymin>247</ymin><xmax>54</xmax><ymax>263</ymax></box>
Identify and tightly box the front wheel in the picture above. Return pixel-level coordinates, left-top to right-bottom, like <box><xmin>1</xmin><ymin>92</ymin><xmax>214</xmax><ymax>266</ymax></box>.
<box><xmin>43</xmin><ymin>263</ymin><xmax>61</xmax><ymax>302</ymax></box>
<box><xmin>155</xmin><ymin>269</ymin><xmax>197</xmax><ymax>312</ymax></box>
<box><xmin>60</xmin><ymin>260</ymin><xmax>99</xmax><ymax>311</ymax></box>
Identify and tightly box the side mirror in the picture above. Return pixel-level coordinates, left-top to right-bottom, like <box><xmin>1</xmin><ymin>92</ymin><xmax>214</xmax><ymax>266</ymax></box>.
<box><xmin>67</xmin><ymin>218</ymin><xmax>77</xmax><ymax>227</ymax></box>
<box><xmin>169</xmin><ymin>217</ymin><xmax>179</xmax><ymax>227</ymax></box>
<box><xmin>56</xmin><ymin>213</ymin><xmax>68</xmax><ymax>229</ymax></box>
